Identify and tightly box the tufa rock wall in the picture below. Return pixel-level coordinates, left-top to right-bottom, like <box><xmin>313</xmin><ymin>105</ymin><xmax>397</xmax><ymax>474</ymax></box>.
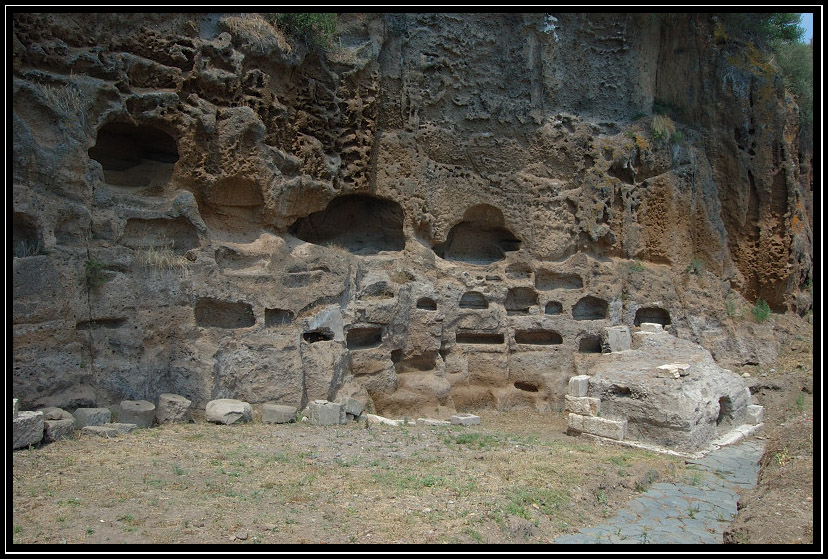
<box><xmin>11</xmin><ymin>12</ymin><xmax>812</xmax><ymax>417</ymax></box>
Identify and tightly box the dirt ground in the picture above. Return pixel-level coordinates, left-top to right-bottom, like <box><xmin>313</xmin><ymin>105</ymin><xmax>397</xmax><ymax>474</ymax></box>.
<box><xmin>723</xmin><ymin>315</ymin><xmax>815</xmax><ymax>546</ymax></box>
<box><xmin>10</xmin><ymin>316</ymin><xmax>814</xmax><ymax>548</ymax></box>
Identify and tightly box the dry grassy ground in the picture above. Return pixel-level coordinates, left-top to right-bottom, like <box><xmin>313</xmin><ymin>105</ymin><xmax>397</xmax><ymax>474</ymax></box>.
<box><xmin>11</xmin><ymin>410</ymin><xmax>687</xmax><ymax>546</ymax></box>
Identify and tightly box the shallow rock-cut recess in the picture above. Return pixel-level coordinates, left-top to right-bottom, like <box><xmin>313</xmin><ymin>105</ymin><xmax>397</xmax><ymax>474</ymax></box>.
<box><xmin>459</xmin><ymin>291</ymin><xmax>489</xmax><ymax>310</ymax></box>
<box><xmin>10</xmin><ymin>13</ymin><xmax>812</xmax><ymax>430</ymax></box>
<box><xmin>514</xmin><ymin>329</ymin><xmax>563</xmax><ymax>345</ymax></box>
<box><xmin>194</xmin><ymin>298</ymin><xmax>255</xmax><ymax>329</ymax></box>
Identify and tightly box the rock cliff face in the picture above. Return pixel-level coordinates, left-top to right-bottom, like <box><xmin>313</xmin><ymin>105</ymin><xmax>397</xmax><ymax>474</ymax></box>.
<box><xmin>11</xmin><ymin>13</ymin><xmax>813</xmax><ymax>417</ymax></box>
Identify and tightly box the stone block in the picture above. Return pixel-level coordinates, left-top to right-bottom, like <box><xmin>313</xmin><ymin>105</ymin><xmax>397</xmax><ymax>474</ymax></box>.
<box><xmin>568</xmin><ymin>375</ymin><xmax>590</xmax><ymax>397</ymax></box>
<box><xmin>307</xmin><ymin>400</ymin><xmax>344</xmax><ymax>426</ymax></box>
<box><xmin>567</xmin><ymin>413</ymin><xmax>626</xmax><ymax>440</ymax></box>
<box><xmin>417</xmin><ymin>418</ymin><xmax>452</xmax><ymax>426</ymax></box>
<box><xmin>205</xmin><ymin>399</ymin><xmax>253</xmax><ymax>425</ymax></box>
<box><xmin>156</xmin><ymin>393</ymin><xmax>192</xmax><ymax>424</ymax></box>
<box><xmin>746</xmin><ymin>405</ymin><xmax>764</xmax><ymax>425</ymax></box>
<box><xmin>13</xmin><ymin>411</ymin><xmax>44</xmax><ymax>449</ymax></box>
<box><xmin>73</xmin><ymin>407</ymin><xmax>111</xmax><ymax>428</ymax></box>
<box><xmin>109</xmin><ymin>422</ymin><xmax>138</xmax><ymax>434</ymax></box>
<box><xmin>450</xmin><ymin>413</ymin><xmax>480</xmax><ymax>426</ymax></box>
<box><xmin>82</xmin><ymin>425</ymin><xmax>120</xmax><ymax>438</ymax></box>
<box><xmin>564</xmin><ymin>395</ymin><xmax>601</xmax><ymax>416</ymax></box>
<box><xmin>119</xmin><ymin>400</ymin><xmax>156</xmax><ymax>428</ymax></box>
<box><xmin>639</xmin><ymin>323</ymin><xmax>663</xmax><ymax>332</ymax></box>
<box><xmin>262</xmin><ymin>404</ymin><xmax>297</xmax><ymax>424</ymax></box>
<box><xmin>43</xmin><ymin>418</ymin><xmax>75</xmax><ymax>443</ymax></box>
<box><xmin>340</xmin><ymin>397</ymin><xmax>364</xmax><ymax>418</ymax></box>
<box><xmin>38</xmin><ymin>406</ymin><xmax>74</xmax><ymax>421</ymax></box>
<box><xmin>13</xmin><ymin>398</ymin><xmax>19</xmax><ymax>420</ymax></box>
<box><xmin>604</xmin><ymin>326</ymin><xmax>631</xmax><ymax>352</ymax></box>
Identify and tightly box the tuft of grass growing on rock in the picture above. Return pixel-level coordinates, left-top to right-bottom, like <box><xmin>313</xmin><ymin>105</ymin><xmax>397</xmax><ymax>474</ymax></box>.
<box><xmin>39</xmin><ymin>83</ymin><xmax>84</xmax><ymax>115</ymax></box>
<box><xmin>136</xmin><ymin>246</ymin><xmax>190</xmax><ymax>276</ymax></box>
<box><xmin>223</xmin><ymin>14</ymin><xmax>292</xmax><ymax>54</ymax></box>
<box><xmin>751</xmin><ymin>299</ymin><xmax>771</xmax><ymax>323</ymax></box>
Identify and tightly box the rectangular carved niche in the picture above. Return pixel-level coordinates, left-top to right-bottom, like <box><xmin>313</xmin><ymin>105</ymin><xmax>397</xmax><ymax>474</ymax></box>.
<box><xmin>346</xmin><ymin>327</ymin><xmax>383</xmax><ymax>350</ymax></box>
<box><xmin>456</xmin><ymin>331</ymin><xmax>505</xmax><ymax>345</ymax></box>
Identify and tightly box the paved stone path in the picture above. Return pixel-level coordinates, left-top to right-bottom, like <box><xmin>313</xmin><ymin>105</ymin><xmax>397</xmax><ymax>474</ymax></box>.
<box><xmin>554</xmin><ymin>439</ymin><xmax>765</xmax><ymax>544</ymax></box>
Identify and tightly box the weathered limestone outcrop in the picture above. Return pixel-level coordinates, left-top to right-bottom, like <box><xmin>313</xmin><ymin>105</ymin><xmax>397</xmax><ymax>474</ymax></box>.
<box><xmin>567</xmin><ymin>325</ymin><xmax>755</xmax><ymax>452</ymax></box>
<box><xmin>11</xmin><ymin>13</ymin><xmax>812</xmax><ymax>426</ymax></box>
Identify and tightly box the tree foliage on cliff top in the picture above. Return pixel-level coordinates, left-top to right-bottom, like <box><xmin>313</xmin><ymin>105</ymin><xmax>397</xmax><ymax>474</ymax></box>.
<box><xmin>720</xmin><ymin>13</ymin><xmax>812</xmax><ymax>127</ymax></box>
<box><xmin>721</xmin><ymin>13</ymin><xmax>804</xmax><ymax>45</ymax></box>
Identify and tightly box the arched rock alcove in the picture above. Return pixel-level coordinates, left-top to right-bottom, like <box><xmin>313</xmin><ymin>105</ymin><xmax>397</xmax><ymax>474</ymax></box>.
<box><xmin>634</xmin><ymin>306</ymin><xmax>672</xmax><ymax>327</ymax></box>
<box><xmin>288</xmin><ymin>194</ymin><xmax>405</xmax><ymax>255</ymax></box>
<box><xmin>433</xmin><ymin>204</ymin><xmax>521</xmax><ymax>264</ymax></box>
<box><xmin>572</xmin><ymin>296</ymin><xmax>609</xmax><ymax>320</ymax></box>
<box><xmin>89</xmin><ymin>121</ymin><xmax>179</xmax><ymax>188</ymax></box>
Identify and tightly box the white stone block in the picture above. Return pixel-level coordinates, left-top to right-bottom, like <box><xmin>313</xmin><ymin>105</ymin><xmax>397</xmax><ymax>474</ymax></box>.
<box><xmin>604</xmin><ymin>326</ymin><xmax>631</xmax><ymax>352</ymax></box>
<box><xmin>565</xmin><ymin>395</ymin><xmax>601</xmax><ymax>416</ymax></box>
<box><xmin>568</xmin><ymin>375</ymin><xmax>590</xmax><ymax>397</ymax></box>
<box><xmin>567</xmin><ymin>413</ymin><xmax>626</xmax><ymax>440</ymax></box>
<box><xmin>746</xmin><ymin>405</ymin><xmax>764</xmax><ymax>425</ymax></box>
<box><xmin>639</xmin><ymin>322</ymin><xmax>663</xmax><ymax>332</ymax></box>
<box><xmin>450</xmin><ymin>413</ymin><xmax>480</xmax><ymax>426</ymax></box>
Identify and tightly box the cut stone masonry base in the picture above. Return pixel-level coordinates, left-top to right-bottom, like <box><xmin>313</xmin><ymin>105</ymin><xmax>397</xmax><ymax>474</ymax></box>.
<box><xmin>565</xmin><ymin>395</ymin><xmax>600</xmax><ymax>416</ymax></box>
<box><xmin>568</xmin><ymin>375</ymin><xmax>590</xmax><ymax>397</ymax></box>
<box><xmin>567</xmin><ymin>413</ymin><xmax>627</xmax><ymax>441</ymax></box>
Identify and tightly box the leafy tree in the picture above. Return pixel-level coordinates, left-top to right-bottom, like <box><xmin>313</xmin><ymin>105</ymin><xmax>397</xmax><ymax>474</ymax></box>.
<box><xmin>773</xmin><ymin>39</ymin><xmax>813</xmax><ymax>124</ymax></box>
<box><xmin>721</xmin><ymin>13</ymin><xmax>804</xmax><ymax>45</ymax></box>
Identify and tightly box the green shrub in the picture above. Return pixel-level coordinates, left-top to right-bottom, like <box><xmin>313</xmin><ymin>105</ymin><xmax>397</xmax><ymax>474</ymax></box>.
<box><xmin>669</xmin><ymin>130</ymin><xmax>685</xmax><ymax>145</ymax></box>
<box><xmin>751</xmin><ymin>299</ymin><xmax>771</xmax><ymax>323</ymax></box>
<box><xmin>686</xmin><ymin>257</ymin><xmax>704</xmax><ymax>275</ymax></box>
<box><xmin>725</xmin><ymin>297</ymin><xmax>739</xmax><ymax>318</ymax></box>
<box><xmin>273</xmin><ymin>13</ymin><xmax>337</xmax><ymax>50</ymax></box>
<box><xmin>85</xmin><ymin>258</ymin><xmax>108</xmax><ymax>289</ymax></box>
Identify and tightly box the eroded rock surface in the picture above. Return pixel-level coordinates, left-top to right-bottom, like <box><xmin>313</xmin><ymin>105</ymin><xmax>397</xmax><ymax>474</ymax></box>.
<box><xmin>11</xmin><ymin>13</ymin><xmax>812</xmax><ymax>423</ymax></box>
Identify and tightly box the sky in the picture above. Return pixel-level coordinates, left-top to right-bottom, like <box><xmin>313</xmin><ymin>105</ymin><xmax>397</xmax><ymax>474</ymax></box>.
<box><xmin>800</xmin><ymin>12</ymin><xmax>813</xmax><ymax>43</ymax></box>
